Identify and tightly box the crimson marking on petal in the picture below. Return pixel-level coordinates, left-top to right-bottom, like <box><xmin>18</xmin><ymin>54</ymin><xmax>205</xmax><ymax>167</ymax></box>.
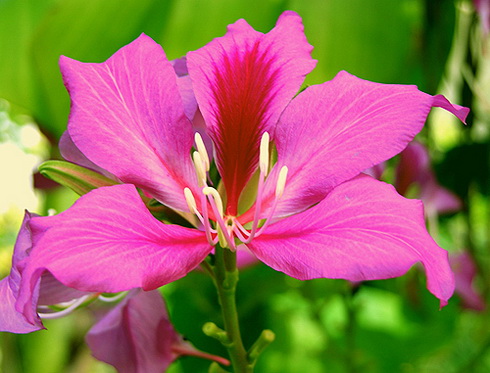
<box><xmin>209</xmin><ymin>41</ymin><xmax>280</xmax><ymax>215</ymax></box>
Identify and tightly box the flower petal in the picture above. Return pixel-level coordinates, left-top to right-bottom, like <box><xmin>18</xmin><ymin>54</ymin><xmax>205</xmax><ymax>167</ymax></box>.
<box><xmin>248</xmin><ymin>175</ymin><xmax>455</xmax><ymax>307</ymax></box>
<box><xmin>450</xmin><ymin>252</ymin><xmax>486</xmax><ymax>311</ymax></box>
<box><xmin>60</xmin><ymin>34</ymin><xmax>198</xmax><ymax>212</ymax></box>
<box><xmin>1</xmin><ymin>211</ymin><xmax>92</xmax><ymax>332</ymax></box>
<box><xmin>170</xmin><ymin>56</ymin><xmax>199</xmax><ymax>122</ymax></box>
<box><xmin>17</xmin><ymin>184</ymin><xmax>212</xmax><ymax>324</ymax></box>
<box><xmin>59</xmin><ymin>131</ymin><xmax>114</xmax><ymax>179</ymax></box>
<box><xmin>0</xmin><ymin>278</ymin><xmax>41</xmax><ymax>333</ymax></box>
<box><xmin>424</xmin><ymin>184</ymin><xmax>462</xmax><ymax>214</ymax></box>
<box><xmin>86</xmin><ymin>289</ymin><xmax>179</xmax><ymax>373</ymax></box>
<box><xmin>262</xmin><ymin>71</ymin><xmax>469</xmax><ymax>218</ymax></box>
<box><xmin>187</xmin><ymin>11</ymin><xmax>316</xmax><ymax>214</ymax></box>
<box><xmin>396</xmin><ymin>142</ymin><xmax>461</xmax><ymax>214</ymax></box>
<box><xmin>37</xmin><ymin>272</ymin><xmax>88</xmax><ymax>306</ymax></box>
<box><xmin>395</xmin><ymin>142</ymin><xmax>430</xmax><ymax>196</ymax></box>
<box><xmin>0</xmin><ymin>212</ymin><xmax>44</xmax><ymax>333</ymax></box>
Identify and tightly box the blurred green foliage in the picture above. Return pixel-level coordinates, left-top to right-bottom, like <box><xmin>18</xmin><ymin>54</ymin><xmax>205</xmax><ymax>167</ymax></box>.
<box><xmin>1</xmin><ymin>0</ymin><xmax>489</xmax><ymax>372</ymax></box>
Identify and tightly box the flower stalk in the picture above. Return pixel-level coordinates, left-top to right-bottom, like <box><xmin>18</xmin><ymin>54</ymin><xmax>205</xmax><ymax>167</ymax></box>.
<box><xmin>207</xmin><ymin>245</ymin><xmax>276</xmax><ymax>372</ymax></box>
<box><xmin>212</xmin><ymin>245</ymin><xmax>252</xmax><ymax>373</ymax></box>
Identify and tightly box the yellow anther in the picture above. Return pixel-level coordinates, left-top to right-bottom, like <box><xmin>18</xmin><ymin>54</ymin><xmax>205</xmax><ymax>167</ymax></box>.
<box><xmin>194</xmin><ymin>132</ymin><xmax>210</xmax><ymax>171</ymax></box>
<box><xmin>203</xmin><ymin>186</ymin><xmax>224</xmax><ymax>218</ymax></box>
<box><xmin>259</xmin><ymin>132</ymin><xmax>270</xmax><ymax>176</ymax></box>
<box><xmin>184</xmin><ymin>187</ymin><xmax>197</xmax><ymax>213</ymax></box>
<box><xmin>275</xmin><ymin>166</ymin><xmax>288</xmax><ymax>199</ymax></box>
<box><xmin>192</xmin><ymin>151</ymin><xmax>207</xmax><ymax>187</ymax></box>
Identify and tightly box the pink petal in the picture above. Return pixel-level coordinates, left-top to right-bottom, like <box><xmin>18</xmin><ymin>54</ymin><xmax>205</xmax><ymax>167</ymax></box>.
<box><xmin>396</xmin><ymin>142</ymin><xmax>462</xmax><ymax>214</ymax></box>
<box><xmin>60</xmin><ymin>34</ymin><xmax>198</xmax><ymax>212</ymax></box>
<box><xmin>17</xmin><ymin>184</ymin><xmax>212</xmax><ymax>324</ymax></box>
<box><xmin>450</xmin><ymin>252</ymin><xmax>486</xmax><ymax>311</ymax></box>
<box><xmin>0</xmin><ymin>212</ymin><xmax>43</xmax><ymax>333</ymax></box>
<box><xmin>1</xmin><ymin>211</ymin><xmax>92</xmax><ymax>332</ymax></box>
<box><xmin>37</xmin><ymin>272</ymin><xmax>88</xmax><ymax>306</ymax></box>
<box><xmin>187</xmin><ymin>11</ymin><xmax>316</xmax><ymax>215</ymax></box>
<box><xmin>363</xmin><ymin>162</ymin><xmax>386</xmax><ymax>180</ymax></box>
<box><xmin>259</xmin><ymin>71</ymin><xmax>469</xmax><ymax>218</ymax></box>
<box><xmin>236</xmin><ymin>244</ymin><xmax>259</xmax><ymax>269</ymax></box>
<box><xmin>59</xmin><ymin>131</ymin><xmax>114</xmax><ymax>179</ymax></box>
<box><xmin>86</xmin><ymin>289</ymin><xmax>180</xmax><ymax>373</ymax></box>
<box><xmin>248</xmin><ymin>175</ymin><xmax>455</xmax><ymax>307</ymax></box>
<box><xmin>395</xmin><ymin>142</ymin><xmax>430</xmax><ymax>196</ymax></box>
<box><xmin>170</xmin><ymin>56</ymin><xmax>199</xmax><ymax>122</ymax></box>
<box><xmin>0</xmin><ymin>278</ymin><xmax>41</xmax><ymax>333</ymax></box>
<box><xmin>424</xmin><ymin>185</ymin><xmax>462</xmax><ymax>214</ymax></box>
<box><xmin>474</xmin><ymin>0</ymin><xmax>490</xmax><ymax>34</ymax></box>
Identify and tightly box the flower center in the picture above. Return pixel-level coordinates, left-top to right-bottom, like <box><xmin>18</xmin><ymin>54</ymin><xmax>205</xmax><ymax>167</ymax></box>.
<box><xmin>184</xmin><ymin>132</ymin><xmax>288</xmax><ymax>250</ymax></box>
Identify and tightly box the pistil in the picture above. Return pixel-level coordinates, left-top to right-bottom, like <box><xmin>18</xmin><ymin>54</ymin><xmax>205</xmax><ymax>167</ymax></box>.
<box><xmin>203</xmin><ymin>186</ymin><xmax>236</xmax><ymax>250</ymax></box>
<box><xmin>184</xmin><ymin>187</ymin><xmax>217</xmax><ymax>245</ymax></box>
<box><xmin>243</xmin><ymin>132</ymin><xmax>270</xmax><ymax>242</ymax></box>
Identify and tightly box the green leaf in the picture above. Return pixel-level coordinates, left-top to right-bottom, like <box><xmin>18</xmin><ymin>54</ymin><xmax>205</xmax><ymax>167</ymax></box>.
<box><xmin>39</xmin><ymin>160</ymin><xmax>118</xmax><ymax>196</ymax></box>
<box><xmin>0</xmin><ymin>0</ymin><xmax>56</xmax><ymax>115</ymax></box>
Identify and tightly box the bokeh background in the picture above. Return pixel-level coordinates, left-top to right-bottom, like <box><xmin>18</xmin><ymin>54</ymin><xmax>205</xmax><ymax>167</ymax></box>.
<box><xmin>1</xmin><ymin>0</ymin><xmax>489</xmax><ymax>372</ymax></box>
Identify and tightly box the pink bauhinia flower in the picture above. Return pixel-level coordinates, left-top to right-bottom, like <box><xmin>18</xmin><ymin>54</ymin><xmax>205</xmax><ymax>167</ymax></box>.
<box><xmin>12</xmin><ymin>11</ymin><xmax>469</xmax><ymax>325</ymax></box>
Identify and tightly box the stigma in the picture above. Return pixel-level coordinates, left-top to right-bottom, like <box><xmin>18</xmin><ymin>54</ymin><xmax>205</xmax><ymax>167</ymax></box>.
<box><xmin>184</xmin><ymin>132</ymin><xmax>288</xmax><ymax>250</ymax></box>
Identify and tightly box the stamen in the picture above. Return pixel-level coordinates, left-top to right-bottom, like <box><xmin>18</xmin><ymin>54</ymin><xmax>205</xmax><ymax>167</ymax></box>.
<box><xmin>248</xmin><ymin>165</ymin><xmax>289</xmax><ymax>241</ymax></box>
<box><xmin>203</xmin><ymin>186</ymin><xmax>235</xmax><ymax>250</ymax></box>
<box><xmin>184</xmin><ymin>187</ymin><xmax>198</xmax><ymax>213</ymax></box>
<box><xmin>232</xmin><ymin>220</ymin><xmax>251</xmax><ymax>242</ymax></box>
<box><xmin>194</xmin><ymin>132</ymin><xmax>210</xmax><ymax>171</ymax></box>
<box><xmin>203</xmin><ymin>187</ymin><xmax>224</xmax><ymax>218</ymax></box>
<box><xmin>259</xmin><ymin>132</ymin><xmax>270</xmax><ymax>176</ymax></box>
<box><xmin>244</xmin><ymin>173</ymin><xmax>265</xmax><ymax>243</ymax></box>
<box><xmin>98</xmin><ymin>291</ymin><xmax>128</xmax><ymax>303</ymax></box>
<box><xmin>199</xmin><ymin>190</ymin><xmax>219</xmax><ymax>246</ymax></box>
<box><xmin>192</xmin><ymin>151</ymin><xmax>207</xmax><ymax>187</ymax></box>
<box><xmin>275</xmin><ymin>166</ymin><xmax>288</xmax><ymax>198</ymax></box>
<box><xmin>38</xmin><ymin>295</ymin><xmax>92</xmax><ymax>319</ymax></box>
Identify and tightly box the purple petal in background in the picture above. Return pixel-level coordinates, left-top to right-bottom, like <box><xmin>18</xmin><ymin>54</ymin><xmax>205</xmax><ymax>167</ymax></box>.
<box><xmin>86</xmin><ymin>290</ymin><xmax>181</xmax><ymax>373</ymax></box>
<box><xmin>87</xmin><ymin>289</ymin><xmax>229</xmax><ymax>372</ymax></box>
<box><xmin>450</xmin><ymin>252</ymin><xmax>486</xmax><ymax>311</ymax></box>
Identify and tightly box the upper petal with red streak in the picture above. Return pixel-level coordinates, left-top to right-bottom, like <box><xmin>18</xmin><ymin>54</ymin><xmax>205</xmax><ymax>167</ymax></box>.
<box><xmin>187</xmin><ymin>11</ymin><xmax>316</xmax><ymax>214</ymax></box>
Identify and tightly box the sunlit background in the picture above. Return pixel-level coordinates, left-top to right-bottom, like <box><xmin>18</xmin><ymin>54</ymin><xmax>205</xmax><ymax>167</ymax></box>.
<box><xmin>1</xmin><ymin>0</ymin><xmax>489</xmax><ymax>372</ymax></box>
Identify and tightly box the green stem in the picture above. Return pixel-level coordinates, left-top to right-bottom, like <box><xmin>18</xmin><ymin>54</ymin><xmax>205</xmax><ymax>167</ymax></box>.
<box><xmin>213</xmin><ymin>245</ymin><xmax>252</xmax><ymax>373</ymax></box>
